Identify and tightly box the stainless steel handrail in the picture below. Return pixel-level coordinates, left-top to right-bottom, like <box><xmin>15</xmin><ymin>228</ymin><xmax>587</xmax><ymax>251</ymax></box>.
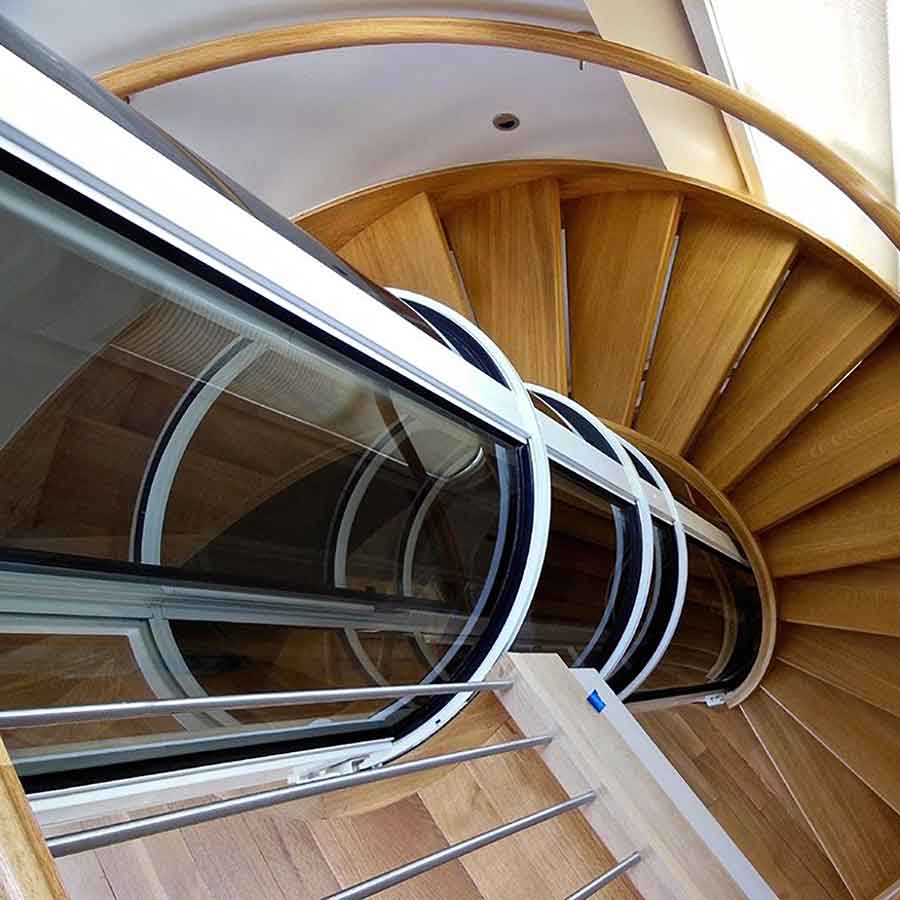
<box><xmin>46</xmin><ymin>733</ymin><xmax>551</xmax><ymax>857</ymax></box>
<box><xmin>566</xmin><ymin>851</ymin><xmax>642</xmax><ymax>899</ymax></box>
<box><xmin>0</xmin><ymin>680</ymin><xmax>513</xmax><ymax>728</ymax></box>
<box><xmin>325</xmin><ymin>792</ymin><xmax>597</xmax><ymax>900</ymax></box>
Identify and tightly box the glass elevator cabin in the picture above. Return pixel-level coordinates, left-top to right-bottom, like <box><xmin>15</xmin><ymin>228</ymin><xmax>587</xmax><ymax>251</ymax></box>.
<box><xmin>0</xmin><ymin>17</ymin><xmax>762</xmax><ymax>802</ymax></box>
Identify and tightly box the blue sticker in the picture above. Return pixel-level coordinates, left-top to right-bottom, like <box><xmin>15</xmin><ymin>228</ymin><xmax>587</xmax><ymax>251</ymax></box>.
<box><xmin>587</xmin><ymin>690</ymin><xmax>606</xmax><ymax>713</ymax></box>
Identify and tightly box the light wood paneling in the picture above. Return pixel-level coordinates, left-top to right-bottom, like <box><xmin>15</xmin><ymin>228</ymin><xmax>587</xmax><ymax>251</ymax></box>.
<box><xmin>637</xmin><ymin>704</ymin><xmax>851</xmax><ymax>900</ymax></box>
<box><xmin>634</xmin><ymin>209</ymin><xmax>797</xmax><ymax>453</ymax></box>
<box><xmin>743</xmin><ymin>689</ymin><xmax>900</xmax><ymax>900</ymax></box>
<box><xmin>763</xmin><ymin>661</ymin><xmax>900</xmax><ymax>816</ymax></box>
<box><xmin>778</xmin><ymin>562</ymin><xmax>900</xmax><ymax>637</ymax></box>
<box><xmin>337</xmin><ymin>192</ymin><xmax>472</xmax><ymax>319</ymax></box>
<box><xmin>731</xmin><ymin>325</ymin><xmax>900</xmax><ymax>531</ymax></box>
<box><xmin>444</xmin><ymin>178</ymin><xmax>567</xmax><ymax>391</ymax></box>
<box><xmin>564</xmin><ymin>190</ymin><xmax>682</xmax><ymax>424</ymax></box>
<box><xmin>776</xmin><ymin>623</ymin><xmax>900</xmax><ymax>718</ymax></box>
<box><xmin>762</xmin><ymin>463</ymin><xmax>900</xmax><ymax>577</ymax></box>
<box><xmin>690</xmin><ymin>261</ymin><xmax>897</xmax><ymax>491</ymax></box>
<box><xmin>0</xmin><ymin>739</ymin><xmax>67</xmax><ymax>899</ymax></box>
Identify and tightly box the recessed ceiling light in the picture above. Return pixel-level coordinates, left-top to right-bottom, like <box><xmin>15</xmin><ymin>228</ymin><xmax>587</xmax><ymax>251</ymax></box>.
<box><xmin>492</xmin><ymin>113</ymin><xmax>520</xmax><ymax>132</ymax></box>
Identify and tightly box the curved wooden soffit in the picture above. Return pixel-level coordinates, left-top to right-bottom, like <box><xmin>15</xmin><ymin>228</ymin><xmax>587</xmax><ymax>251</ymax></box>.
<box><xmin>95</xmin><ymin>16</ymin><xmax>900</xmax><ymax>253</ymax></box>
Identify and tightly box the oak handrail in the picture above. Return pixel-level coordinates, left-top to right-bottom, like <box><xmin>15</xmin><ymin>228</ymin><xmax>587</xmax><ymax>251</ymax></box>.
<box><xmin>94</xmin><ymin>17</ymin><xmax>900</xmax><ymax>252</ymax></box>
<box><xmin>0</xmin><ymin>738</ymin><xmax>66</xmax><ymax>899</ymax></box>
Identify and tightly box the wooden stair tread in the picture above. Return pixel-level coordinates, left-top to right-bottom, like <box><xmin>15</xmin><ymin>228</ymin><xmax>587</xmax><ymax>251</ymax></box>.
<box><xmin>421</xmin><ymin>721</ymin><xmax>639</xmax><ymax>899</ymax></box>
<box><xmin>731</xmin><ymin>325</ymin><xmax>900</xmax><ymax>531</ymax></box>
<box><xmin>444</xmin><ymin>178</ymin><xmax>567</xmax><ymax>392</ymax></box>
<box><xmin>763</xmin><ymin>661</ymin><xmax>900</xmax><ymax>817</ymax></box>
<box><xmin>633</xmin><ymin>207</ymin><xmax>797</xmax><ymax>453</ymax></box>
<box><xmin>338</xmin><ymin>192</ymin><xmax>473</xmax><ymax>320</ymax></box>
<box><xmin>762</xmin><ymin>462</ymin><xmax>900</xmax><ymax>577</ymax></box>
<box><xmin>743</xmin><ymin>689</ymin><xmax>900</xmax><ymax>900</ymax></box>
<box><xmin>637</xmin><ymin>704</ymin><xmax>852</xmax><ymax>900</ymax></box>
<box><xmin>564</xmin><ymin>190</ymin><xmax>681</xmax><ymax>424</ymax></box>
<box><xmin>689</xmin><ymin>260</ymin><xmax>896</xmax><ymax>491</ymax></box>
<box><xmin>778</xmin><ymin>562</ymin><xmax>900</xmax><ymax>638</ymax></box>
<box><xmin>776</xmin><ymin>623</ymin><xmax>900</xmax><ymax>718</ymax></box>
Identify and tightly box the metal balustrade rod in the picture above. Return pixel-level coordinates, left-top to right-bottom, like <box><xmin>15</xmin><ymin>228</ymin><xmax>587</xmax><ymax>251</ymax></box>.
<box><xmin>325</xmin><ymin>792</ymin><xmax>597</xmax><ymax>900</ymax></box>
<box><xmin>0</xmin><ymin>680</ymin><xmax>513</xmax><ymax>728</ymax></box>
<box><xmin>46</xmin><ymin>733</ymin><xmax>550</xmax><ymax>857</ymax></box>
<box><xmin>565</xmin><ymin>851</ymin><xmax>642</xmax><ymax>899</ymax></box>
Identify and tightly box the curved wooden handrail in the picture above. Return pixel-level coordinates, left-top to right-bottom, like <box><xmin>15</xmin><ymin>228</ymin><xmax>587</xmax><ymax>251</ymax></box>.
<box><xmin>95</xmin><ymin>16</ymin><xmax>900</xmax><ymax>252</ymax></box>
<box><xmin>605</xmin><ymin>422</ymin><xmax>777</xmax><ymax>707</ymax></box>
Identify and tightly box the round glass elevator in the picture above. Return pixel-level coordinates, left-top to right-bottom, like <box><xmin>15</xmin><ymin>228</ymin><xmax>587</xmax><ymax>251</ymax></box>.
<box><xmin>0</xmin><ymin>20</ymin><xmax>763</xmax><ymax>804</ymax></box>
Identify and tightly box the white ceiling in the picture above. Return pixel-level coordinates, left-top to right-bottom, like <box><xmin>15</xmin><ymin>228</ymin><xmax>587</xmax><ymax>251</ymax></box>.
<box><xmin>2</xmin><ymin>1</ymin><xmax>663</xmax><ymax>216</ymax></box>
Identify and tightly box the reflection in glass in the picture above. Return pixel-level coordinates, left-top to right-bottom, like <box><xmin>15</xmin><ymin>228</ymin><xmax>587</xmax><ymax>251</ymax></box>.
<box><xmin>512</xmin><ymin>465</ymin><xmax>638</xmax><ymax>667</ymax></box>
<box><xmin>632</xmin><ymin>539</ymin><xmax>761</xmax><ymax>697</ymax></box>
<box><xmin>0</xmin><ymin>169</ymin><xmax>523</xmax><ymax>784</ymax></box>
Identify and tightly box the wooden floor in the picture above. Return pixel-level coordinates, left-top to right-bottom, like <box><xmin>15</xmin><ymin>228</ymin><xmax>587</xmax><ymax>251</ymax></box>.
<box><xmin>50</xmin><ymin>694</ymin><xmax>639</xmax><ymax>900</ymax></box>
<box><xmin>636</xmin><ymin>702</ymin><xmax>852</xmax><ymax>900</ymax></box>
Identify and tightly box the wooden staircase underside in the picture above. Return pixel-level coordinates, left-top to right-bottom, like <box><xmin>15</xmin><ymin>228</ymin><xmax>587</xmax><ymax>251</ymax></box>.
<box><xmin>295</xmin><ymin>158</ymin><xmax>900</xmax><ymax>898</ymax></box>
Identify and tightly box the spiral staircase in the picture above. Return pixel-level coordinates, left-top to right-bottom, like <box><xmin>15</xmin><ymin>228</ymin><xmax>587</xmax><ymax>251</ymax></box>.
<box><xmin>294</xmin><ymin>159</ymin><xmax>900</xmax><ymax>900</ymax></box>
<box><xmin>2</xmin><ymin>10</ymin><xmax>900</xmax><ymax>900</ymax></box>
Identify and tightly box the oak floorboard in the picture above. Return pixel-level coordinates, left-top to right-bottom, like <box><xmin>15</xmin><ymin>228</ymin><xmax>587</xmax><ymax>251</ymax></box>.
<box><xmin>638</xmin><ymin>705</ymin><xmax>850</xmax><ymax>900</ymax></box>
<box><xmin>419</xmin><ymin>758</ymin><xmax>553</xmax><ymax>900</ymax></box>
<box><xmin>241</xmin><ymin>804</ymin><xmax>341</xmax><ymax>899</ymax></box>
<box><xmin>178</xmin><ymin>801</ymin><xmax>288</xmax><ymax>900</ymax></box>
<box><xmin>743</xmin><ymin>690</ymin><xmax>900</xmax><ymax>900</ymax></box>
<box><xmin>309</xmin><ymin>793</ymin><xmax>483</xmax><ymax>900</ymax></box>
<box><xmin>467</xmin><ymin>722</ymin><xmax>640</xmax><ymax>899</ymax></box>
<box><xmin>56</xmin><ymin>852</ymin><xmax>116</xmax><ymax>900</ymax></box>
<box><xmin>320</xmin><ymin>693</ymin><xmax>512</xmax><ymax>818</ymax></box>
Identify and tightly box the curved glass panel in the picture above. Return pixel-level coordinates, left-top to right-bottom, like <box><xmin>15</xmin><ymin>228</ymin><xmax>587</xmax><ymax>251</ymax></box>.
<box><xmin>0</xmin><ymin>164</ymin><xmax>528</xmax><ymax>790</ymax></box>
<box><xmin>511</xmin><ymin>465</ymin><xmax>640</xmax><ymax>667</ymax></box>
<box><xmin>607</xmin><ymin>520</ymin><xmax>679</xmax><ymax>692</ymax></box>
<box><xmin>630</xmin><ymin>538</ymin><xmax>762</xmax><ymax>699</ymax></box>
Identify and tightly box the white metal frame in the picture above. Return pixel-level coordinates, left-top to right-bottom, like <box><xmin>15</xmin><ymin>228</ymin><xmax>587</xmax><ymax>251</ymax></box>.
<box><xmin>380</xmin><ymin>290</ymin><xmax>551</xmax><ymax>765</ymax></box>
<box><xmin>0</xmin><ymin>40</ymin><xmax>759</xmax><ymax>817</ymax></box>
<box><xmin>0</xmin><ymin>53</ymin><xmax>548</xmax><ymax>802</ymax></box>
<box><xmin>526</xmin><ymin>384</ymin><xmax>654</xmax><ymax>679</ymax></box>
<box><xmin>615</xmin><ymin>444</ymin><xmax>689</xmax><ymax>699</ymax></box>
